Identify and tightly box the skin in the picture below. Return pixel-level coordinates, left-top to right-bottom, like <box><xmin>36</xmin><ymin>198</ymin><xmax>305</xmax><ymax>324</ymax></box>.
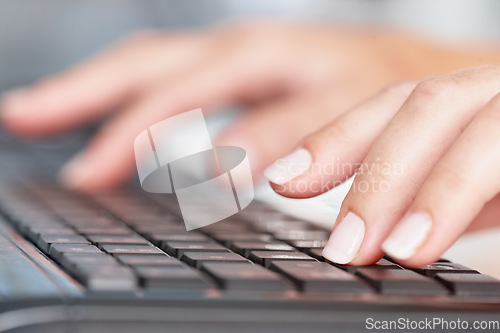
<box><xmin>1</xmin><ymin>21</ymin><xmax>500</xmax><ymax>266</ymax></box>
<box><xmin>271</xmin><ymin>66</ymin><xmax>500</xmax><ymax>267</ymax></box>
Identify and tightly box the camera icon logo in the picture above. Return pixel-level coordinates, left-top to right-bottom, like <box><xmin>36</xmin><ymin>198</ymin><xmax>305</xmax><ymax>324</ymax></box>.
<box><xmin>134</xmin><ymin>109</ymin><xmax>254</xmax><ymax>230</ymax></box>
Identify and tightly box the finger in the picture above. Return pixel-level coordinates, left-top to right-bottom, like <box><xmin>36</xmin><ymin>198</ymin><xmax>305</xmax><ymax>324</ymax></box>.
<box><xmin>466</xmin><ymin>193</ymin><xmax>500</xmax><ymax>232</ymax></box>
<box><xmin>0</xmin><ymin>32</ymin><xmax>204</xmax><ymax>136</ymax></box>
<box><xmin>382</xmin><ymin>92</ymin><xmax>500</xmax><ymax>266</ymax></box>
<box><xmin>215</xmin><ymin>81</ymin><xmax>373</xmax><ymax>178</ymax></box>
<box><xmin>262</xmin><ymin>81</ymin><xmax>416</xmax><ymax>198</ymax></box>
<box><xmin>322</xmin><ymin>66</ymin><xmax>500</xmax><ymax>265</ymax></box>
<box><xmin>58</xmin><ymin>53</ymin><xmax>272</xmax><ymax>192</ymax></box>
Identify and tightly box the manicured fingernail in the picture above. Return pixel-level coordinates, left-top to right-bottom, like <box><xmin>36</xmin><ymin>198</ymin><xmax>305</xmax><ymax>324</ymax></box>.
<box><xmin>382</xmin><ymin>211</ymin><xmax>432</xmax><ymax>260</ymax></box>
<box><xmin>263</xmin><ymin>148</ymin><xmax>312</xmax><ymax>185</ymax></box>
<box><xmin>322</xmin><ymin>212</ymin><xmax>365</xmax><ymax>264</ymax></box>
<box><xmin>59</xmin><ymin>152</ymin><xmax>93</xmax><ymax>190</ymax></box>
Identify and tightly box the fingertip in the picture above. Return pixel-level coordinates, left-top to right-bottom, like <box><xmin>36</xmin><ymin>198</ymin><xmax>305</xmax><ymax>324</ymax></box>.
<box><xmin>263</xmin><ymin>148</ymin><xmax>312</xmax><ymax>185</ymax></box>
<box><xmin>381</xmin><ymin>211</ymin><xmax>432</xmax><ymax>261</ymax></box>
<box><xmin>264</xmin><ymin>147</ymin><xmax>340</xmax><ymax>199</ymax></box>
<box><xmin>0</xmin><ymin>88</ymin><xmax>34</xmax><ymax>131</ymax></box>
<box><xmin>58</xmin><ymin>151</ymin><xmax>134</xmax><ymax>193</ymax></box>
<box><xmin>268</xmin><ymin>182</ymin><xmax>298</xmax><ymax>198</ymax></box>
<box><xmin>322</xmin><ymin>211</ymin><xmax>366</xmax><ymax>264</ymax></box>
<box><xmin>58</xmin><ymin>152</ymin><xmax>89</xmax><ymax>190</ymax></box>
<box><xmin>0</xmin><ymin>84</ymin><xmax>66</xmax><ymax>137</ymax></box>
<box><xmin>1</xmin><ymin>76</ymin><xmax>113</xmax><ymax>137</ymax></box>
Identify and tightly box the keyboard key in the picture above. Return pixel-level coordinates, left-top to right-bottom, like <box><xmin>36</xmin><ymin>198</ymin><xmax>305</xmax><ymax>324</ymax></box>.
<box><xmin>202</xmin><ymin>262</ymin><xmax>292</xmax><ymax>291</ymax></box>
<box><xmin>209</xmin><ymin>232</ymin><xmax>273</xmax><ymax>245</ymax></box>
<box><xmin>25</xmin><ymin>226</ymin><xmax>77</xmax><ymax>242</ymax></box>
<box><xmin>240</xmin><ymin>210</ymin><xmax>285</xmax><ymax>223</ymax></box>
<box><xmin>270</xmin><ymin>261</ymin><xmax>371</xmax><ymax>293</ymax></box>
<box><xmin>413</xmin><ymin>262</ymin><xmax>478</xmax><ymax>277</ymax></box>
<box><xmin>181</xmin><ymin>252</ymin><xmax>248</xmax><ymax>268</ymax></box>
<box><xmin>436</xmin><ymin>258</ymin><xmax>451</xmax><ymax>263</ymax></box>
<box><xmin>102</xmin><ymin>244</ymin><xmax>164</xmax><ymax>255</ymax></box>
<box><xmin>249</xmin><ymin>251</ymin><xmax>316</xmax><ymax>267</ymax></box>
<box><xmin>250</xmin><ymin>220</ymin><xmax>311</xmax><ymax>233</ymax></box>
<box><xmin>77</xmin><ymin>227</ymin><xmax>133</xmax><ymax>236</ymax></box>
<box><xmin>273</xmin><ymin>230</ymin><xmax>329</xmax><ymax>241</ymax></box>
<box><xmin>342</xmin><ymin>259</ymin><xmax>402</xmax><ymax>273</ymax></box>
<box><xmin>61</xmin><ymin>253</ymin><xmax>119</xmax><ymax>270</ymax></box>
<box><xmin>356</xmin><ymin>268</ymin><xmax>448</xmax><ymax>295</ymax></box>
<box><xmin>18</xmin><ymin>219</ymin><xmax>65</xmax><ymax>233</ymax></box>
<box><xmin>50</xmin><ymin>244</ymin><xmax>102</xmax><ymax>263</ymax></box>
<box><xmin>114</xmin><ymin>211</ymin><xmax>170</xmax><ymax>222</ymax></box>
<box><xmin>289</xmin><ymin>240</ymin><xmax>328</xmax><ymax>249</ymax></box>
<box><xmin>147</xmin><ymin>232</ymin><xmax>209</xmax><ymax>244</ymax></box>
<box><xmin>37</xmin><ymin>234</ymin><xmax>90</xmax><ymax>253</ymax></box>
<box><xmin>134</xmin><ymin>266</ymin><xmax>211</xmax><ymax>289</ymax></box>
<box><xmin>74</xmin><ymin>265</ymin><xmax>137</xmax><ymax>291</ymax></box>
<box><xmin>230</xmin><ymin>241</ymin><xmax>295</xmax><ymax>257</ymax></box>
<box><xmin>116</xmin><ymin>254</ymin><xmax>180</xmax><ymax>266</ymax></box>
<box><xmin>87</xmin><ymin>234</ymin><xmax>149</xmax><ymax>247</ymax></box>
<box><xmin>134</xmin><ymin>224</ymin><xmax>186</xmax><ymax>234</ymax></box>
<box><xmin>304</xmin><ymin>248</ymin><xmax>325</xmax><ymax>261</ymax></box>
<box><xmin>124</xmin><ymin>216</ymin><xmax>182</xmax><ymax>226</ymax></box>
<box><xmin>64</xmin><ymin>216</ymin><xmax>118</xmax><ymax>227</ymax></box>
<box><xmin>435</xmin><ymin>273</ymin><xmax>500</xmax><ymax>296</ymax></box>
<box><xmin>200</xmin><ymin>221</ymin><xmax>250</xmax><ymax>234</ymax></box>
<box><xmin>161</xmin><ymin>241</ymin><xmax>229</xmax><ymax>258</ymax></box>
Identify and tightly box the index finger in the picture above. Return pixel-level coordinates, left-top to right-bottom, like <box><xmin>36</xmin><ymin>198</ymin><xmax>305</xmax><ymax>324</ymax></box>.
<box><xmin>323</xmin><ymin>67</ymin><xmax>500</xmax><ymax>265</ymax></box>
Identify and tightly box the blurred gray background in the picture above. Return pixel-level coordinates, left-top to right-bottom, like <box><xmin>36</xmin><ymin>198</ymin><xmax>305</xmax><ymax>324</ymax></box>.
<box><xmin>1</xmin><ymin>0</ymin><xmax>500</xmax><ymax>91</ymax></box>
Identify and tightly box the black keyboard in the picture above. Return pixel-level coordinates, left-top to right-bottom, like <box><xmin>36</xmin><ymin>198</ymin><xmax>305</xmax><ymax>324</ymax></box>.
<box><xmin>0</xmin><ymin>130</ymin><xmax>500</xmax><ymax>332</ymax></box>
<box><xmin>0</xmin><ymin>180</ymin><xmax>498</xmax><ymax>298</ymax></box>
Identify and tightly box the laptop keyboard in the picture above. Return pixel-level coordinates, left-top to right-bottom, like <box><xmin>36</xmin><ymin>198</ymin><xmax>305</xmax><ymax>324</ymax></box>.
<box><xmin>1</xmin><ymin>180</ymin><xmax>500</xmax><ymax>298</ymax></box>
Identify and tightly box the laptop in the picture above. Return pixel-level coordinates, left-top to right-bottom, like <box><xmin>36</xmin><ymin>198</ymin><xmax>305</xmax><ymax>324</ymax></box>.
<box><xmin>0</xmin><ymin>128</ymin><xmax>499</xmax><ymax>333</ymax></box>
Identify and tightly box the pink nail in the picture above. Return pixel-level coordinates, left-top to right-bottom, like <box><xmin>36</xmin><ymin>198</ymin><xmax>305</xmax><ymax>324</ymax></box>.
<box><xmin>382</xmin><ymin>211</ymin><xmax>432</xmax><ymax>260</ymax></box>
<box><xmin>322</xmin><ymin>212</ymin><xmax>365</xmax><ymax>264</ymax></box>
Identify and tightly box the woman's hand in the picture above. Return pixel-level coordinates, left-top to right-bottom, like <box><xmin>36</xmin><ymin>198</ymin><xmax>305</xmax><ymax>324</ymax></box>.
<box><xmin>1</xmin><ymin>21</ymin><xmax>494</xmax><ymax>191</ymax></box>
<box><xmin>264</xmin><ymin>65</ymin><xmax>500</xmax><ymax>267</ymax></box>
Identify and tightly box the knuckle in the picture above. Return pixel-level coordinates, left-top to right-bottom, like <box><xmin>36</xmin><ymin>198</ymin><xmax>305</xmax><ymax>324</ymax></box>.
<box><xmin>412</xmin><ymin>76</ymin><xmax>461</xmax><ymax>102</ymax></box>
<box><xmin>319</xmin><ymin>121</ymin><xmax>354</xmax><ymax>146</ymax></box>
<box><xmin>352</xmin><ymin>159</ymin><xmax>399</xmax><ymax>194</ymax></box>
<box><xmin>430</xmin><ymin>163</ymin><xmax>470</xmax><ymax>194</ymax></box>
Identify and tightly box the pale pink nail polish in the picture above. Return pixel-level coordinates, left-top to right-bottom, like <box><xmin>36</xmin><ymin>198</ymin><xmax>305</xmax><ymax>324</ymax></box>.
<box><xmin>322</xmin><ymin>212</ymin><xmax>365</xmax><ymax>264</ymax></box>
<box><xmin>263</xmin><ymin>148</ymin><xmax>312</xmax><ymax>185</ymax></box>
<box><xmin>382</xmin><ymin>211</ymin><xmax>432</xmax><ymax>260</ymax></box>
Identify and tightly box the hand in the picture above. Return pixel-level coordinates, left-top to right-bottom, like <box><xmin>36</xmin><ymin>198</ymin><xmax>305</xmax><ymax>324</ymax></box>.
<box><xmin>264</xmin><ymin>65</ymin><xmax>500</xmax><ymax>267</ymax></box>
<box><xmin>0</xmin><ymin>21</ymin><xmax>495</xmax><ymax>192</ymax></box>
